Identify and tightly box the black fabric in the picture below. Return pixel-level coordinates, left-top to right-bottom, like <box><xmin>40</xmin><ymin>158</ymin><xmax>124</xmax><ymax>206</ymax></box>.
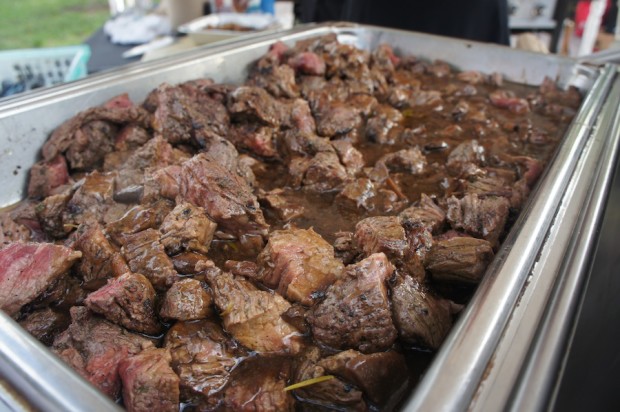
<box><xmin>297</xmin><ymin>0</ymin><xmax>509</xmax><ymax>45</ymax></box>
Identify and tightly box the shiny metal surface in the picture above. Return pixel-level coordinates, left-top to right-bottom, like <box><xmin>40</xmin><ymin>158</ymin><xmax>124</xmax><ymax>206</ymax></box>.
<box><xmin>468</xmin><ymin>65</ymin><xmax>620</xmax><ymax>411</ymax></box>
<box><xmin>0</xmin><ymin>23</ymin><xmax>615</xmax><ymax>411</ymax></box>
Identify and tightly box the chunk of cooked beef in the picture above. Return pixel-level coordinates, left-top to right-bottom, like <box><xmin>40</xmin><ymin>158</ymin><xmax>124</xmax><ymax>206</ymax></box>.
<box><xmin>227</xmin><ymin>86</ymin><xmax>284</xmax><ymax>126</ymax></box>
<box><xmin>399</xmin><ymin>194</ymin><xmax>446</xmax><ymax>234</ymax></box>
<box><xmin>114</xmin><ymin>124</ymin><xmax>151</xmax><ymax>151</ymax></box>
<box><xmin>302</xmin><ymin>151</ymin><xmax>350</xmax><ymax>192</ymax></box>
<box><xmin>288</xmin><ymin>51</ymin><xmax>326</xmax><ymax>76</ymax></box>
<box><xmin>332</xmin><ymin>139</ymin><xmax>364</xmax><ymax>176</ymax></box>
<box><xmin>63</xmin><ymin>171</ymin><xmax>126</xmax><ymax>227</ymax></box>
<box><xmin>0</xmin><ymin>242</ymin><xmax>81</xmax><ymax>317</ymax></box>
<box><xmin>18</xmin><ymin>307</ymin><xmax>68</xmax><ymax>345</ymax></box>
<box><xmin>143</xmin><ymin>83</ymin><xmax>228</xmax><ymax>148</ymax></box>
<box><xmin>286</xmin><ymin>98</ymin><xmax>317</xmax><ymax>134</ymax></box>
<box><xmin>292</xmin><ymin>347</ymin><xmax>366</xmax><ymax>411</ymax></box>
<box><xmin>73</xmin><ymin>223</ymin><xmax>129</xmax><ymax>282</ymax></box>
<box><xmin>258</xmin><ymin>188</ymin><xmax>305</xmax><ymax>221</ymax></box>
<box><xmin>53</xmin><ymin>306</ymin><xmax>154</xmax><ymax>398</ymax></box>
<box><xmin>142</xmin><ymin>165</ymin><xmax>182</xmax><ymax>202</ymax></box>
<box><xmin>378</xmin><ymin>147</ymin><xmax>427</xmax><ymax>174</ymax></box>
<box><xmin>35</xmin><ymin>190</ymin><xmax>73</xmax><ymax>239</ymax></box>
<box><xmin>366</xmin><ymin>104</ymin><xmax>403</xmax><ymax>144</ymax></box>
<box><xmin>159</xmin><ymin>278</ymin><xmax>212</xmax><ymax>321</ymax></box>
<box><xmin>206</xmin><ymin>269</ymin><xmax>304</xmax><ymax>354</ymax></box>
<box><xmin>121</xmin><ymin>136</ymin><xmax>188</xmax><ymax>172</ymax></box>
<box><xmin>179</xmin><ymin>153</ymin><xmax>269</xmax><ymax>239</ymax></box>
<box><xmin>215</xmin><ymin>355</ymin><xmax>294</xmax><ymax>412</ymax></box>
<box><xmin>27</xmin><ymin>155</ymin><xmax>70</xmax><ymax>199</ymax></box>
<box><xmin>106</xmin><ymin>199</ymin><xmax>174</xmax><ymax>245</ymax></box>
<box><xmin>489</xmin><ymin>89</ymin><xmax>530</xmax><ymax>114</ymax></box>
<box><xmin>446</xmin><ymin>139</ymin><xmax>486</xmax><ymax>176</ymax></box>
<box><xmin>247</xmin><ymin>57</ymin><xmax>299</xmax><ymax>98</ymax></box>
<box><xmin>446</xmin><ymin>193</ymin><xmax>510</xmax><ymax>245</ymax></box>
<box><xmin>318</xmin><ymin>349</ymin><xmax>409</xmax><ymax>406</ymax></box>
<box><xmin>171</xmin><ymin>252</ymin><xmax>213</xmax><ymax>276</ymax></box>
<box><xmin>0</xmin><ymin>210</ymin><xmax>32</xmax><ymax>246</ymax></box>
<box><xmin>41</xmin><ymin>100</ymin><xmax>151</xmax><ymax>162</ymax></box>
<box><xmin>425</xmin><ymin>236</ymin><xmax>494</xmax><ymax>284</ymax></box>
<box><xmin>121</xmin><ymin>229</ymin><xmax>178</xmax><ymax>290</ymax></box>
<box><xmin>354</xmin><ymin>216</ymin><xmax>407</xmax><ymax>259</ymax></box>
<box><xmin>312</xmin><ymin>95</ymin><xmax>362</xmax><ymax>138</ymax></box>
<box><xmin>336</xmin><ymin>178</ymin><xmax>377</xmax><ymax>211</ymax></box>
<box><xmin>119</xmin><ymin>348</ymin><xmax>180</xmax><ymax>412</ymax></box>
<box><xmin>159</xmin><ymin>202</ymin><xmax>217</xmax><ymax>255</ymax></box>
<box><xmin>164</xmin><ymin>319</ymin><xmax>246</xmax><ymax>400</ymax></box>
<box><xmin>279</xmin><ymin>130</ymin><xmax>332</xmax><ymax>160</ymax></box>
<box><xmin>228</xmin><ymin>123</ymin><xmax>278</xmax><ymax>158</ymax></box>
<box><xmin>85</xmin><ymin>272</ymin><xmax>161</xmax><ymax>335</ymax></box>
<box><xmin>307</xmin><ymin>253</ymin><xmax>397</xmax><ymax>353</ymax></box>
<box><xmin>390</xmin><ymin>273</ymin><xmax>458</xmax><ymax>350</ymax></box>
<box><xmin>256</xmin><ymin>228</ymin><xmax>343</xmax><ymax>305</ymax></box>
<box><xmin>66</xmin><ymin>120</ymin><xmax>118</xmax><ymax>171</ymax></box>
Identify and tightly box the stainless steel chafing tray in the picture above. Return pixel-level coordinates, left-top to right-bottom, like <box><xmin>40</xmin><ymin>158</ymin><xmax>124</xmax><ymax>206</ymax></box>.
<box><xmin>0</xmin><ymin>23</ymin><xmax>619</xmax><ymax>411</ymax></box>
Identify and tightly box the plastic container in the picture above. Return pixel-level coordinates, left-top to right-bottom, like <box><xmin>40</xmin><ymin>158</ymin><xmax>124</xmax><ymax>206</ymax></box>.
<box><xmin>209</xmin><ymin>0</ymin><xmax>275</xmax><ymax>14</ymax></box>
<box><xmin>0</xmin><ymin>45</ymin><xmax>91</xmax><ymax>98</ymax></box>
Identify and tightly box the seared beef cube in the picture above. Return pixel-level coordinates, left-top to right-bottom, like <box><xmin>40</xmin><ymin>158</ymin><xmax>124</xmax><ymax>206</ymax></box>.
<box><xmin>142</xmin><ymin>165</ymin><xmax>182</xmax><ymax>202</ymax></box>
<box><xmin>256</xmin><ymin>228</ymin><xmax>343</xmax><ymax>305</ymax></box>
<box><xmin>19</xmin><ymin>307</ymin><xmax>68</xmax><ymax>345</ymax></box>
<box><xmin>399</xmin><ymin>194</ymin><xmax>446</xmax><ymax>234</ymax></box>
<box><xmin>206</xmin><ymin>269</ymin><xmax>304</xmax><ymax>354</ymax></box>
<box><xmin>313</xmin><ymin>97</ymin><xmax>362</xmax><ymax>138</ymax></box>
<box><xmin>122</xmin><ymin>136</ymin><xmax>189</xmax><ymax>172</ymax></box>
<box><xmin>85</xmin><ymin>272</ymin><xmax>161</xmax><ymax>335</ymax></box>
<box><xmin>0</xmin><ymin>242</ymin><xmax>81</xmax><ymax>317</ymax></box>
<box><xmin>247</xmin><ymin>58</ymin><xmax>299</xmax><ymax>98</ymax></box>
<box><xmin>391</xmin><ymin>273</ymin><xmax>458</xmax><ymax>350</ymax></box>
<box><xmin>106</xmin><ymin>200</ymin><xmax>174</xmax><ymax>246</ymax></box>
<box><xmin>74</xmin><ymin>223</ymin><xmax>129</xmax><ymax>282</ymax></box>
<box><xmin>159</xmin><ymin>202</ymin><xmax>217</xmax><ymax>255</ymax></box>
<box><xmin>354</xmin><ymin>216</ymin><xmax>407</xmax><ymax>259</ymax></box>
<box><xmin>122</xmin><ymin>229</ymin><xmax>178</xmax><ymax>290</ymax></box>
<box><xmin>66</xmin><ymin>120</ymin><xmax>117</xmax><ymax>171</ymax></box>
<box><xmin>408</xmin><ymin>89</ymin><xmax>442</xmax><ymax>107</ymax></box>
<box><xmin>27</xmin><ymin>155</ymin><xmax>69</xmax><ymax>198</ymax></box>
<box><xmin>292</xmin><ymin>347</ymin><xmax>366</xmax><ymax>410</ymax></box>
<box><xmin>179</xmin><ymin>153</ymin><xmax>269</xmax><ymax>239</ymax></box>
<box><xmin>113</xmin><ymin>168</ymin><xmax>145</xmax><ymax>203</ymax></box>
<box><xmin>63</xmin><ymin>171</ymin><xmax>123</xmax><ymax>227</ymax></box>
<box><xmin>119</xmin><ymin>348</ymin><xmax>180</xmax><ymax>412</ymax></box>
<box><xmin>288</xmin><ymin>51</ymin><xmax>326</xmax><ymax>75</ymax></box>
<box><xmin>302</xmin><ymin>152</ymin><xmax>349</xmax><ymax>192</ymax></box>
<box><xmin>228</xmin><ymin>86</ymin><xmax>284</xmax><ymax>126</ymax></box>
<box><xmin>318</xmin><ymin>349</ymin><xmax>409</xmax><ymax>406</ymax></box>
<box><xmin>228</xmin><ymin>123</ymin><xmax>278</xmax><ymax>158</ymax></box>
<box><xmin>36</xmin><ymin>191</ymin><xmax>73</xmax><ymax>238</ymax></box>
<box><xmin>279</xmin><ymin>130</ymin><xmax>332</xmax><ymax>160</ymax></box>
<box><xmin>114</xmin><ymin>124</ymin><xmax>151</xmax><ymax>151</ymax></box>
<box><xmin>0</xmin><ymin>210</ymin><xmax>32</xmax><ymax>246</ymax></box>
<box><xmin>307</xmin><ymin>253</ymin><xmax>397</xmax><ymax>353</ymax></box>
<box><xmin>332</xmin><ymin>139</ymin><xmax>364</xmax><ymax>176</ymax></box>
<box><xmin>378</xmin><ymin>147</ymin><xmax>427</xmax><ymax>174</ymax></box>
<box><xmin>171</xmin><ymin>252</ymin><xmax>213</xmax><ymax>275</ymax></box>
<box><xmin>446</xmin><ymin>140</ymin><xmax>486</xmax><ymax>176</ymax></box>
<box><xmin>446</xmin><ymin>194</ymin><xmax>510</xmax><ymax>245</ymax></box>
<box><xmin>333</xmin><ymin>231</ymin><xmax>359</xmax><ymax>264</ymax></box>
<box><xmin>164</xmin><ymin>319</ymin><xmax>245</xmax><ymax>399</ymax></box>
<box><xmin>336</xmin><ymin>178</ymin><xmax>377</xmax><ymax>211</ymax></box>
<box><xmin>371</xmin><ymin>43</ymin><xmax>399</xmax><ymax>75</ymax></box>
<box><xmin>41</xmin><ymin>100</ymin><xmax>151</xmax><ymax>162</ymax></box>
<box><xmin>258</xmin><ymin>188</ymin><xmax>305</xmax><ymax>221</ymax></box>
<box><xmin>53</xmin><ymin>306</ymin><xmax>154</xmax><ymax>398</ymax></box>
<box><xmin>216</xmin><ymin>356</ymin><xmax>294</xmax><ymax>411</ymax></box>
<box><xmin>159</xmin><ymin>278</ymin><xmax>212</xmax><ymax>321</ymax></box>
<box><xmin>366</xmin><ymin>104</ymin><xmax>403</xmax><ymax>144</ymax></box>
<box><xmin>489</xmin><ymin>89</ymin><xmax>530</xmax><ymax>114</ymax></box>
<box><xmin>285</xmin><ymin>98</ymin><xmax>317</xmax><ymax>134</ymax></box>
<box><xmin>425</xmin><ymin>236</ymin><xmax>494</xmax><ymax>284</ymax></box>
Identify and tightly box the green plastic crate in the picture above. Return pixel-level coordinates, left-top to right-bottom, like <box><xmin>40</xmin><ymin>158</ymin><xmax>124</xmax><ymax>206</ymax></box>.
<box><xmin>0</xmin><ymin>45</ymin><xmax>91</xmax><ymax>97</ymax></box>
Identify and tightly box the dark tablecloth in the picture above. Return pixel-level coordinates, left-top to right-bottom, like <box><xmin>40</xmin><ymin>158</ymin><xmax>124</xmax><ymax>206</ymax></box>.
<box><xmin>84</xmin><ymin>28</ymin><xmax>141</xmax><ymax>74</ymax></box>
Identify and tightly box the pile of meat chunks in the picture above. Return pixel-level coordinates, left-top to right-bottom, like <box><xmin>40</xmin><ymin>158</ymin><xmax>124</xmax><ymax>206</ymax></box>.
<box><xmin>0</xmin><ymin>33</ymin><xmax>580</xmax><ymax>411</ymax></box>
